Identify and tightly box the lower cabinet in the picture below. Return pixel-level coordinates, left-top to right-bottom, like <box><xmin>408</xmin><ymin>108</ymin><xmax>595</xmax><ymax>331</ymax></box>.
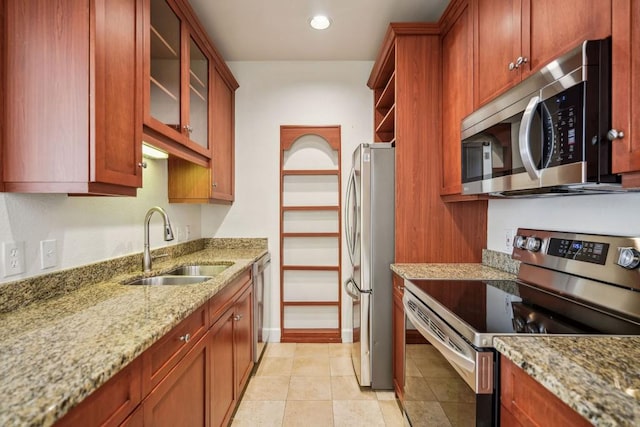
<box><xmin>392</xmin><ymin>274</ymin><xmax>405</xmax><ymax>400</ymax></box>
<box><xmin>500</xmin><ymin>355</ymin><xmax>591</xmax><ymax>427</ymax></box>
<box><xmin>143</xmin><ymin>333</ymin><xmax>210</xmax><ymax>427</ymax></box>
<box><xmin>55</xmin><ymin>267</ymin><xmax>254</xmax><ymax>427</ymax></box>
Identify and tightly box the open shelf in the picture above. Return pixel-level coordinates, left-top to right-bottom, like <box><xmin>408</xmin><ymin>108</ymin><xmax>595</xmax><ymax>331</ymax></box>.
<box><xmin>375</xmin><ymin>71</ymin><xmax>396</xmax><ymax>110</ymax></box>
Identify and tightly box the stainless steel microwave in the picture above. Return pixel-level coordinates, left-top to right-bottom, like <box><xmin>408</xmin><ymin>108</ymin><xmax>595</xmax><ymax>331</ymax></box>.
<box><xmin>461</xmin><ymin>38</ymin><xmax>622</xmax><ymax>197</ymax></box>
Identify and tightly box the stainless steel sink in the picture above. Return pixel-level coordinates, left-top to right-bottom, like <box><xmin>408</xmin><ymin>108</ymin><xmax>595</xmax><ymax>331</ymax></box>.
<box><xmin>125</xmin><ymin>275</ymin><xmax>213</xmax><ymax>286</ymax></box>
<box><xmin>166</xmin><ymin>264</ymin><xmax>232</xmax><ymax>276</ymax></box>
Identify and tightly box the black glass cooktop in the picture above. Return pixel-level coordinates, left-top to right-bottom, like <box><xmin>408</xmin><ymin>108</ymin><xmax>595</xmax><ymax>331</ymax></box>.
<box><xmin>405</xmin><ymin>278</ymin><xmax>640</xmax><ymax>340</ymax></box>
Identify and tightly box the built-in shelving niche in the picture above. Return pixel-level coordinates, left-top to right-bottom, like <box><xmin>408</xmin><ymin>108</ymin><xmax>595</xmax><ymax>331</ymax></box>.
<box><xmin>279</xmin><ymin>126</ymin><xmax>342</xmax><ymax>343</ymax></box>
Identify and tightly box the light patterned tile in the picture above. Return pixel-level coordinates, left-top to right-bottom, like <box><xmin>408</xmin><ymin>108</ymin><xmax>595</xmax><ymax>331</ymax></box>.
<box><xmin>242</xmin><ymin>376</ymin><xmax>290</xmax><ymax>401</ymax></box>
<box><xmin>375</xmin><ymin>391</ymin><xmax>396</xmax><ymax>401</ymax></box>
<box><xmin>265</xmin><ymin>343</ymin><xmax>297</xmax><ymax>358</ymax></box>
<box><xmin>283</xmin><ymin>400</ymin><xmax>334</xmax><ymax>427</ymax></box>
<box><xmin>292</xmin><ymin>356</ymin><xmax>331</xmax><ymax>376</ymax></box>
<box><xmin>256</xmin><ymin>357</ymin><xmax>293</xmax><ymax>376</ymax></box>
<box><xmin>295</xmin><ymin>343</ymin><xmax>330</xmax><ymax>358</ymax></box>
<box><xmin>331</xmin><ymin>376</ymin><xmax>376</xmax><ymax>401</ymax></box>
<box><xmin>287</xmin><ymin>376</ymin><xmax>332</xmax><ymax>401</ymax></box>
<box><xmin>333</xmin><ymin>400</ymin><xmax>385</xmax><ymax>427</ymax></box>
<box><xmin>330</xmin><ymin>357</ymin><xmax>355</xmax><ymax>376</ymax></box>
<box><xmin>402</xmin><ymin>400</ymin><xmax>452</xmax><ymax>427</ymax></box>
<box><xmin>231</xmin><ymin>400</ymin><xmax>286</xmax><ymax>426</ymax></box>
<box><xmin>328</xmin><ymin>343</ymin><xmax>352</xmax><ymax>357</ymax></box>
<box><xmin>379</xmin><ymin>400</ymin><xmax>405</xmax><ymax>427</ymax></box>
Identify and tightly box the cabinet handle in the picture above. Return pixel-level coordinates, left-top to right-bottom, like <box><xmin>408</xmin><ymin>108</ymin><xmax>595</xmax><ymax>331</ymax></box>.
<box><xmin>180</xmin><ymin>333</ymin><xmax>191</xmax><ymax>343</ymax></box>
<box><xmin>212</xmin><ymin>183</ymin><xmax>218</xmax><ymax>188</ymax></box>
<box><xmin>508</xmin><ymin>62</ymin><xmax>516</xmax><ymax>71</ymax></box>
<box><xmin>509</xmin><ymin>56</ymin><xmax>528</xmax><ymax>70</ymax></box>
<box><xmin>607</xmin><ymin>129</ymin><xmax>625</xmax><ymax>141</ymax></box>
<box><xmin>184</xmin><ymin>125</ymin><xmax>193</xmax><ymax>134</ymax></box>
<box><xmin>234</xmin><ymin>314</ymin><xmax>243</xmax><ymax>321</ymax></box>
<box><xmin>138</xmin><ymin>162</ymin><xmax>148</xmax><ymax>169</ymax></box>
<box><xmin>397</xmin><ymin>285</ymin><xmax>405</xmax><ymax>291</ymax></box>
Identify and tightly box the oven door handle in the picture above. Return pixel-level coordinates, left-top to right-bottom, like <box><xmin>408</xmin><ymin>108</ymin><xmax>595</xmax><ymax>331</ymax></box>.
<box><xmin>519</xmin><ymin>95</ymin><xmax>542</xmax><ymax>181</ymax></box>
<box><xmin>404</xmin><ymin>299</ymin><xmax>475</xmax><ymax>373</ymax></box>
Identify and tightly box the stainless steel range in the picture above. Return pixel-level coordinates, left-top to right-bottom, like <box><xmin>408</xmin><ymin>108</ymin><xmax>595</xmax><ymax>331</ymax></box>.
<box><xmin>402</xmin><ymin>229</ymin><xmax>640</xmax><ymax>426</ymax></box>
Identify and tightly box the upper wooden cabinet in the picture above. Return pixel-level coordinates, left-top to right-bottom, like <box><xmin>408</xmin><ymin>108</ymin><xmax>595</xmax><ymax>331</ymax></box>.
<box><xmin>2</xmin><ymin>0</ymin><xmax>144</xmax><ymax>196</ymax></box>
<box><xmin>440</xmin><ymin>0</ymin><xmax>475</xmax><ymax>197</ymax></box>
<box><xmin>473</xmin><ymin>0</ymin><xmax>612</xmax><ymax>107</ymax></box>
<box><xmin>611</xmin><ymin>0</ymin><xmax>640</xmax><ymax>186</ymax></box>
<box><xmin>142</xmin><ymin>0</ymin><xmax>238</xmax><ymax>170</ymax></box>
<box><xmin>167</xmin><ymin>66</ymin><xmax>235</xmax><ymax>204</ymax></box>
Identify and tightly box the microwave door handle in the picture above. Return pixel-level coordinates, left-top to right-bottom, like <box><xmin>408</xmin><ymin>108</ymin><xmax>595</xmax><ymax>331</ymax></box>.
<box><xmin>519</xmin><ymin>95</ymin><xmax>542</xmax><ymax>180</ymax></box>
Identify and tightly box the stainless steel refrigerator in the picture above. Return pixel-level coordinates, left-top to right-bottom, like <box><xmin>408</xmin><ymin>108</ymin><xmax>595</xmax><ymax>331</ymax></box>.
<box><xmin>344</xmin><ymin>143</ymin><xmax>394</xmax><ymax>389</ymax></box>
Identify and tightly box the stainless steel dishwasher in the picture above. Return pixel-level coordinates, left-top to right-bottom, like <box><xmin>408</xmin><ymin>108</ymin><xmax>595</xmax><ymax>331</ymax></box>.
<box><xmin>252</xmin><ymin>253</ymin><xmax>271</xmax><ymax>363</ymax></box>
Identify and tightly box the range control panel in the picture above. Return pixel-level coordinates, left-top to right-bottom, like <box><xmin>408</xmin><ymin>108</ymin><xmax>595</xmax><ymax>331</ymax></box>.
<box><xmin>512</xmin><ymin>228</ymin><xmax>640</xmax><ymax>292</ymax></box>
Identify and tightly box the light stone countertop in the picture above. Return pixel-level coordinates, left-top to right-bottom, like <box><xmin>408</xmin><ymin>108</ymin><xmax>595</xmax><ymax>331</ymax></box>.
<box><xmin>391</xmin><ymin>262</ymin><xmax>516</xmax><ymax>281</ymax></box>
<box><xmin>494</xmin><ymin>336</ymin><xmax>640</xmax><ymax>427</ymax></box>
<box><xmin>0</xmin><ymin>243</ymin><xmax>267</xmax><ymax>427</ymax></box>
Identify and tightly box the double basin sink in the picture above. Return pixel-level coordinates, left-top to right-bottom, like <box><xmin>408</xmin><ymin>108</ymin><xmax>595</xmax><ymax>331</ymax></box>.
<box><xmin>125</xmin><ymin>264</ymin><xmax>232</xmax><ymax>286</ymax></box>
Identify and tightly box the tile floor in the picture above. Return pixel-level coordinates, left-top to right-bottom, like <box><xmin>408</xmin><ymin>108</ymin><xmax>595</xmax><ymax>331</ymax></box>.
<box><xmin>231</xmin><ymin>343</ymin><xmax>405</xmax><ymax>426</ymax></box>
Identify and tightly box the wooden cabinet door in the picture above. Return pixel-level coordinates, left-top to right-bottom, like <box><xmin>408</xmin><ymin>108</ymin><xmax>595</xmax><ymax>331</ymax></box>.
<box><xmin>143</xmin><ymin>333</ymin><xmax>210</xmax><ymax>427</ymax></box>
<box><xmin>234</xmin><ymin>285</ymin><xmax>254</xmax><ymax>394</ymax></box>
<box><xmin>55</xmin><ymin>358</ymin><xmax>142</xmax><ymax>427</ymax></box>
<box><xmin>210</xmin><ymin>308</ymin><xmax>236</xmax><ymax>427</ymax></box>
<box><xmin>211</xmin><ymin>67</ymin><xmax>235</xmax><ymax>202</ymax></box>
<box><xmin>474</xmin><ymin>0</ymin><xmax>522</xmax><ymax>106</ymax></box>
<box><xmin>525</xmin><ymin>0</ymin><xmax>611</xmax><ymax>75</ymax></box>
<box><xmin>392</xmin><ymin>276</ymin><xmax>405</xmax><ymax>400</ymax></box>
<box><xmin>500</xmin><ymin>356</ymin><xmax>591</xmax><ymax>426</ymax></box>
<box><xmin>441</xmin><ymin>0</ymin><xmax>473</xmax><ymax>195</ymax></box>
<box><xmin>612</xmin><ymin>0</ymin><xmax>640</xmax><ymax>182</ymax></box>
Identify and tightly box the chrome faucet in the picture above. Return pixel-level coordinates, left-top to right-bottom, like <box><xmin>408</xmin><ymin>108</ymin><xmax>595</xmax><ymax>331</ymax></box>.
<box><xmin>143</xmin><ymin>207</ymin><xmax>175</xmax><ymax>273</ymax></box>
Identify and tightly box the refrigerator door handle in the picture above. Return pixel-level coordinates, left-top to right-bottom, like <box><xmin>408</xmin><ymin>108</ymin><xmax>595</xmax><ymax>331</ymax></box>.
<box><xmin>344</xmin><ymin>167</ymin><xmax>358</xmax><ymax>265</ymax></box>
<box><xmin>344</xmin><ymin>278</ymin><xmax>372</xmax><ymax>301</ymax></box>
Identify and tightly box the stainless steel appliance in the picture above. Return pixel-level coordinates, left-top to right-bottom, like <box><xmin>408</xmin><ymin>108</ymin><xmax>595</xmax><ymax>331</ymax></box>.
<box><xmin>401</xmin><ymin>228</ymin><xmax>640</xmax><ymax>426</ymax></box>
<box><xmin>461</xmin><ymin>38</ymin><xmax>622</xmax><ymax>197</ymax></box>
<box><xmin>253</xmin><ymin>253</ymin><xmax>271</xmax><ymax>364</ymax></box>
<box><xmin>344</xmin><ymin>143</ymin><xmax>395</xmax><ymax>389</ymax></box>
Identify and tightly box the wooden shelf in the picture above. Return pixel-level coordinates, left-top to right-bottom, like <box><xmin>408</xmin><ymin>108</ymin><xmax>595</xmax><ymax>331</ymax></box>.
<box><xmin>189</xmin><ymin>69</ymin><xmax>206</xmax><ymax>89</ymax></box>
<box><xmin>376</xmin><ymin>104</ymin><xmax>395</xmax><ymax>134</ymax></box>
<box><xmin>150</xmin><ymin>76</ymin><xmax>178</xmax><ymax>101</ymax></box>
<box><xmin>282</xmin><ymin>169</ymin><xmax>339</xmax><ymax>176</ymax></box>
<box><xmin>282</xmin><ymin>232</ymin><xmax>339</xmax><ymax>238</ymax></box>
<box><xmin>282</xmin><ymin>265</ymin><xmax>340</xmax><ymax>271</ymax></box>
<box><xmin>150</xmin><ymin>24</ymin><xmax>178</xmax><ymax>58</ymax></box>
<box><xmin>375</xmin><ymin>71</ymin><xmax>396</xmax><ymax>110</ymax></box>
<box><xmin>282</xmin><ymin>205</ymin><xmax>339</xmax><ymax>212</ymax></box>
<box><xmin>189</xmin><ymin>83</ymin><xmax>206</xmax><ymax>102</ymax></box>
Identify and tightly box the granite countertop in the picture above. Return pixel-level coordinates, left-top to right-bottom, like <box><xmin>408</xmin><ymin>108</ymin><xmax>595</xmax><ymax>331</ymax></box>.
<box><xmin>391</xmin><ymin>262</ymin><xmax>516</xmax><ymax>281</ymax></box>
<box><xmin>0</xmin><ymin>242</ymin><xmax>267</xmax><ymax>427</ymax></box>
<box><xmin>495</xmin><ymin>336</ymin><xmax>640</xmax><ymax>427</ymax></box>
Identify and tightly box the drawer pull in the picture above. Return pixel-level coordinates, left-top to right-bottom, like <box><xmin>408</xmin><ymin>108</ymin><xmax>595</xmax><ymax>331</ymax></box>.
<box><xmin>234</xmin><ymin>314</ymin><xmax>243</xmax><ymax>321</ymax></box>
<box><xmin>180</xmin><ymin>333</ymin><xmax>191</xmax><ymax>343</ymax></box>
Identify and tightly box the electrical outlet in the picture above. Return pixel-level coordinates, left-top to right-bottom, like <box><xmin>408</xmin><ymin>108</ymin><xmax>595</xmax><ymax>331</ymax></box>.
<box><xmin>3</xmin><ymin>241</ymin><xmax>25</xmax><ymax>277</ymax></box>
<box><xmin>503</xmin><ymin>228</ymin><xmax>516</xmax><ymax>253</ymax></box>
<box><xmin>185</xmin><ymin>225</ymin><xmax>191</xmax><ymax>241</ymax></box>
<box><xmin>40</xmin><ymin>239</ymin><xmax>57</xmax><ymax>269</ymax></box>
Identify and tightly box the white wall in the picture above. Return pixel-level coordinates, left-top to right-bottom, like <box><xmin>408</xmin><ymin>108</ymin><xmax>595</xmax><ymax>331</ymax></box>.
<box><xmin>487</xmin><ymin>192</ymin><xmax>640</xmax><ymax>253</ymax></box>
<box><xmin>201</xmin><ymin>61</ymin><xmax>374</xmax><ymax>342</ymax></box>
<box><xmin>0</xmin><ymin>159</ymin><xmax>201</xmax><ymax>284</ymax></box>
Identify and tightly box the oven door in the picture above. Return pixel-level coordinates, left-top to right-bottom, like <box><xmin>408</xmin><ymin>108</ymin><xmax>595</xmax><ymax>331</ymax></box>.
<box><xmin>403</xmin><ymin>290</ymin><xmax>496</xmax><ymax>426</ymax></box>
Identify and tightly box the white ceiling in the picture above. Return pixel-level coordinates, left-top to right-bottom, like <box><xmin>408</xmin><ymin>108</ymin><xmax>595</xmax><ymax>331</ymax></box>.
<box><xmin>188</xmin><ymin>0</ymin><xmax>450</xmax><ymax>61</ymax></box>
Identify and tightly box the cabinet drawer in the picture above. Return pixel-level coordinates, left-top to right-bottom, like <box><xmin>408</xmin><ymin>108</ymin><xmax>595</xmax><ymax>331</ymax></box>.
<box><xmin>142</xmin><ymin>304</ymin><xmax>208</xmax><ymax>395</ymax></box>
<box><xmin>55</xmin><ymin>357</ymin><xmax>142</xmax><ymax>427</ymax></box>
<box><xmin>209</xmin><ymin>268</ymin><xmax>252</xmax><ymax>324</ymax></box>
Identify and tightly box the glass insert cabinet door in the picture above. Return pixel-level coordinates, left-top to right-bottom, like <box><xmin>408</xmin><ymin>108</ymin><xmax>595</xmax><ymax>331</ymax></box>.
<box><xmin>188</xmin><ymin>36</ymin><xmax>209</xmax><ymax>149</ymax></box>
<box><xmin>149</xmin><ymin>0</ymin><xmax>181</xmax><ymax>130</ymax></box>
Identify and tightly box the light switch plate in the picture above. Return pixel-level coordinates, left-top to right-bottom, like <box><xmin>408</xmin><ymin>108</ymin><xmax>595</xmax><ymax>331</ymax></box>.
<box><xmin>40</xmin><ymin>239</ymin><xmax>57</xmax><ymax>269</ymax></box>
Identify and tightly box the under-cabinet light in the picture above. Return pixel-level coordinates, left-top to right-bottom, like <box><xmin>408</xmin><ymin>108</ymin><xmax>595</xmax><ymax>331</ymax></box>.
<box><xmin>309</xmin><ymin>15</ymin><xmax>331</xmax><ymax>30</ymax></box>
<box><xmin>142</xmin><ymin>143</ymin><xmax>169</xmax><ymax>159</ymax></box>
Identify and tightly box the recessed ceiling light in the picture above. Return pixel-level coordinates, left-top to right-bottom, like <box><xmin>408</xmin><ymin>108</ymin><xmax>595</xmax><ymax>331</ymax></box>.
<box><xmin>309</xmin><ymin>15</ymin><xmax>331</xmax><ymax>30</ymax></box>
